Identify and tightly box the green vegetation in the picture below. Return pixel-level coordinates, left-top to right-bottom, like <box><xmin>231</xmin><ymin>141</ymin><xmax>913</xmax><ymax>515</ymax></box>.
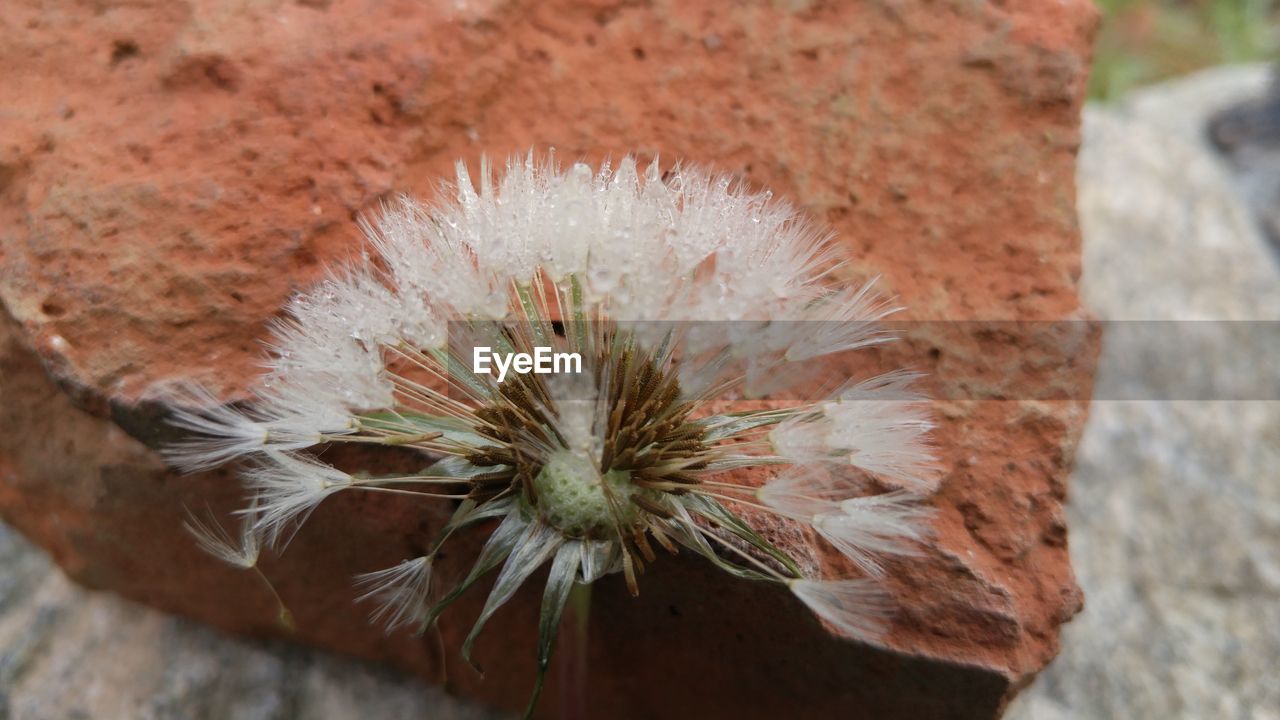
<box><xmin>1091</xmin><ymin>0</ymin><xmax>1280</xmax><ymax>100</ymax></box>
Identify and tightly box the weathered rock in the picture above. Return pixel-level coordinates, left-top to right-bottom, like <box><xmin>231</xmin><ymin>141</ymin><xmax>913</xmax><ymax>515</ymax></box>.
<box><xmin>1006</xmin><ymin>73</ymin><xmax>1280</xmax><ymax>719</ymax></box>
<box><xmin>0</xmin><ymin>1</ymin><xmax>1098</xmax><ymax>717</ymax></box>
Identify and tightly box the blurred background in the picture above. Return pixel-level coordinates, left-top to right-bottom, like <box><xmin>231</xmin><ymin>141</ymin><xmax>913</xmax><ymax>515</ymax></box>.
<box><xmin>1090</xmin><ymin>0</ymin><xmax>1278</xmax><ymax>100</ymax></box>
<box><xmin>1</xmin><ymin>1</ymin><xmax>1278</xmax><ymax>718</ymax></box>
<box><xmin>1007</xmin><ymin>2</ymin><xmax>1280</xmax><ymax>718</ymax></box>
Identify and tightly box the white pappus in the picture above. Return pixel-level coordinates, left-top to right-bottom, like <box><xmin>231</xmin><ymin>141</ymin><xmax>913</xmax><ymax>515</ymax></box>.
<box><xmin>164</xmin><ymin>152</ymin><xmax>941</xmax><ymax>718</ymax></box>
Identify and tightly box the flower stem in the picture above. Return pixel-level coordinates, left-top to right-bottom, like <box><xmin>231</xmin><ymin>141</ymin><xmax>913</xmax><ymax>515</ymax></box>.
<box><xmin>556</xmin><ymin>581</ymin><xmax>592</xmax><ymax>720</ymax></box>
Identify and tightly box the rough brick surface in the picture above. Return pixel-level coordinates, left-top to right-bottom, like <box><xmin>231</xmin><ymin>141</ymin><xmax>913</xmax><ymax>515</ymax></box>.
<box><xmin>0</xmin><ymin>1</ymin><xmax>1097</xmax><ymax>717</ymax></box>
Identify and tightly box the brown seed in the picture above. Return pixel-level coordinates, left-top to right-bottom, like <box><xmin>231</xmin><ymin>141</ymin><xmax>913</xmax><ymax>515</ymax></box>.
<box><xmin>632</xmin><ymin>495</ymin><xmax>673</xmax><ymax>519</ymax></box>
<box><xmin>633</xmin><ymin>528</ymin><xmax>657</xmax><ymax>563</ymax></box>
<box><xmin>622</xmin><ymin>549</ymin><xmax>640</xmax><ymax>596</ymax></box>
<box><xmin>471</xmin><ymin>471</ymin><xmax>517</xmax><ymax>487</ymax></box>
<box><xmin>648</xmin><ymin>523</ymin><xmax>680</xmax><ymax>555</ymax></box>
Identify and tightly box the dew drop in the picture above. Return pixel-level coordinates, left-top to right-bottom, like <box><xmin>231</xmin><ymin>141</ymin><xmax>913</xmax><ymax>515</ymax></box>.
<box><xmin>588</xmin><ymin>263</ymin><xmax>617</xmax><ymax>294</ymax></box>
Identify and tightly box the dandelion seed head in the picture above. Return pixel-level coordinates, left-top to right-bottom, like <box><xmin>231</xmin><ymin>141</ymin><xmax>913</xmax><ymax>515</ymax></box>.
<box><xmin>165</xmin><ymin>153</ymin><xmax>940</xmax><ymax>716</ymax></box>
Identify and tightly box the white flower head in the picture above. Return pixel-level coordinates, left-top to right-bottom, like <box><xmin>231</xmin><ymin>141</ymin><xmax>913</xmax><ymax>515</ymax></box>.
<box><xmin>181</xmin><ymin>500</ymin><xmax>294</xmax><ymax>630</ymax></box>
<box><xmin>356</xmin><ymin>556</ymin><xmax>434</xmax><ymax>632</ymax></box>
<box><xmin>243</xmin><ymin>450</ymin><xmax>353</xmax><ymax>545</ymax></box>
<box><xmin>183</xmin><ymin>505</ymin><xmax>260</xmax><ymax>569</ymax></box>
<box><xmin>815</xmin><ymin>491</ymin><xmax>933</xmax><ymax>575</ymax></box>
<box><xmin>163</xmin><ymin>382</ymin><xmax>272</xmax><ymax>472</ymax></box>
<box><xmin>770</xmin><ymin>370</ymin><xmax>939</xmax><ymax>491</ymax></box>
<box><xmin>789</xmin><ymin>578</ymin><xmax>894</xmax><ymax>641</ymax></box>
<box><xmin>166</xmin><ymin>153</ymin><xmax>939</xmax><ymax>717</ymax></box>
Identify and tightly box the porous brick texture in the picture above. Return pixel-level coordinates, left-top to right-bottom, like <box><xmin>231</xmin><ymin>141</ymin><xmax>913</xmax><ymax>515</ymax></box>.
<box><xmin>0</xmin><ymin>1</ymin><xmax>1097</xmax><ymax>718</ymax></box>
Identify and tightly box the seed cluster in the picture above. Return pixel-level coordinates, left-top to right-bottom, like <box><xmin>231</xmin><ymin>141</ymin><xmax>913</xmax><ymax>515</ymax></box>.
<box><xmin>597</xmin><ymin>344</ymin><xmax>709</xmax><ymax>487</ymax></box>
<box><xmin>167</xmin><ymin>157</ymin><xmax>938</xmax><ymax>720</ymax></box>
<box><xmin>460</xmin><ymin>333</ymin><xmax>715</xmax><ymax>589</ymax></box>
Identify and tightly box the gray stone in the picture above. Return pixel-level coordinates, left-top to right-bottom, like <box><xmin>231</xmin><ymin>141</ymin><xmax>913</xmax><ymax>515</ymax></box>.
<box><xmin>1006</xmin><ymin>69</ymin><xmax>1280</xmax><ymax>720</ymax></box>
<box><xmin>1117</xmin><ymin>64</ymin><xmax>1273</xmax><ymax>148</ymax></box>
<box><xmin>1077</xmin><ymin>103</ymin><xmax>1280</xmax><ymax>321</ymax></box>
<box><xmin>0</xmin><ymin>524</ymin><xmax>499</xmax><ymax>720</ymax></box>
<box><xmin>1122</xmin><ymin>63</ymin><xmax>1280</xmax><ymax>252</ymax></box>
